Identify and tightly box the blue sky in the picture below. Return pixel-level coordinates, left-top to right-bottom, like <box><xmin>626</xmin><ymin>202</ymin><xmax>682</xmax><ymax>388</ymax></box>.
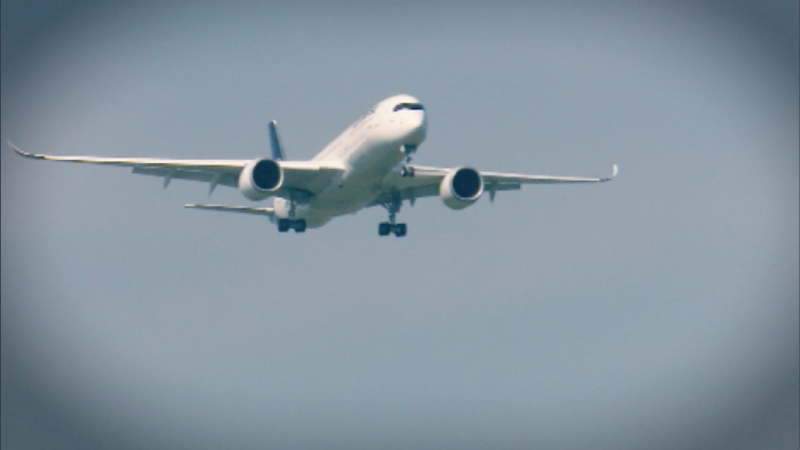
<box><xmin>2</xmin><ymin>2</ymin><xmax>798</xmax><ymax>449</ymax></box>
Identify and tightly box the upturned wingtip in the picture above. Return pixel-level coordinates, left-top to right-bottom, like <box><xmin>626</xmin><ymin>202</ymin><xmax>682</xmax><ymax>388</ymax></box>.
<box><xmin>599</xmin><ymin>164</ymin><xmax>618</xmax><ymax>182</ymax></box>
<box><xmin>7</xmin><ymin>139</ymin><xmax>25</xmax><ymax>156</ymax></box>
<box><xmin>6</xmin><ymin>140</ymin><xmax>41</xmax><ymax>159</ymax></box>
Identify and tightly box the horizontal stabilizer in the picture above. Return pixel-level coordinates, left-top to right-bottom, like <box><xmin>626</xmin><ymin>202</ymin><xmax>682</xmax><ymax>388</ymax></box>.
<box><xmin>185</xmin><ymin>204</ymin><xmax>275</xmax><ymax>216</ymax></box>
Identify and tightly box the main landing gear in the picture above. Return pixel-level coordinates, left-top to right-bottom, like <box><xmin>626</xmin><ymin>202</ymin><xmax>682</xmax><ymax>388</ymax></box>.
<box><xmin>379</xmin><ymin>221</ymin><xmax>406</xmax><ymax>237</ymax></box>
<box><xmin>277</xmin><ymin>192</ymin><xmax>307</xmax><ymax>233</ymax></box>
<box><xmin>277</xmin><ymin>218</ymin><xmax>306</xmax><ymax>233</ymax></box>
<box><xmin>378</xmin><ymin>195</ymin><xmax>407</xmax><ymax>237</ymax></box>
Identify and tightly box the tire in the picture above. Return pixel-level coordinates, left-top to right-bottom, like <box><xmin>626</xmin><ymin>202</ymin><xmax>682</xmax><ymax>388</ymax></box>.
<box><xmin>378</xmin><ymin>222</ymin><xmax>391</xmax><ymax>236</ymax></box>
<box><xmin>394</xmin><ymin>223</ymin><xmax>407</xmax><ymax>237</ymax></box>
<box><xmin>278</xmin><ymin>219</ymin><xmax>290</xmax><ymax>232</ymax></box>
<box><xmin>294</xmin><ymin>219</ymin><xmax>307</xmax><ymax>233</ymax></box>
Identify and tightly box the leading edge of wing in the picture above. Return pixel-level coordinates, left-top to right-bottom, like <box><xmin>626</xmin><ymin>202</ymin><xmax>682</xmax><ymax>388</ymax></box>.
<box><xmin>411</xmin><ymin>163</ymin><xmax>618</xmax><ymax>184</ymax></box>
<box><xmin>8</xmin><ymin>140</ymin><xmax>250</xmax><ymax>169</ymax></box>
<box><xmin>9</xmin><ymin>140</ymin><xmax>345</xmax><ymax>172</ymax></box>
<box><xmin>8</xmin><ymin>139</ymin><xmax>345</xmax><ymax>194</ymax></box>
<box><xmin>480</xmin><ymin>164</ymin><xmax>617</xmax><ymax>184</ymax></box>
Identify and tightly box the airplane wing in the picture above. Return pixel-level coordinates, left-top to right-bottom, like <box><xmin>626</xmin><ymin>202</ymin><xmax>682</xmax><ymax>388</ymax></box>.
<box><xmin>8</xmin><ymin>140</ymin><xmax>344</xmax><ymax>196</ymax></box>
<box><xmin>373</xmin><ymin>163</ymin><xmax>618</xmax><ymax>205</ymax></box>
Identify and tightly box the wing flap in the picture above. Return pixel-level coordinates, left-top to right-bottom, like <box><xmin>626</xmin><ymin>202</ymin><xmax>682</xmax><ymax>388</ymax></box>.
<box><xmin>131</xmin><ymin>166</ymin><xmax>239</xmax><ymax>188</ymax></box>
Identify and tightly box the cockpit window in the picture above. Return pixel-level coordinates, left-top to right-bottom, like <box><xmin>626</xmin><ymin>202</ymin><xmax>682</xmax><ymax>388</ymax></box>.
<box><xmin>393</xmin><ymin>103</ymin><xmax>425</xmax><ymax>112</ymax></box>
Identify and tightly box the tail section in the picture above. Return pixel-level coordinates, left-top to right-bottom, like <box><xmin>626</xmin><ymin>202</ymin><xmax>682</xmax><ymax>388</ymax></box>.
<box><xmin>268</xmin><ymin>120</ymin><xmax>285</xmax><ymax>160</ymax></box>
<box><xmin>185</xmin><ymin>203</ymin><xmax>275</xmax><ymax>220</ymax></box>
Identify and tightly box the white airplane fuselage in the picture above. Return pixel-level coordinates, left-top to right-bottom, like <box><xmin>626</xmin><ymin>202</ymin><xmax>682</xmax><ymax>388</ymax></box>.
<box><xmin>273</xmin><ymin>94</ymin><xmax>427</xmax><ymax>228</ymax></box>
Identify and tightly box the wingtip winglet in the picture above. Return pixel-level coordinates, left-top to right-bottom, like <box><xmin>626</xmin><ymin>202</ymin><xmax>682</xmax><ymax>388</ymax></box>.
<box><xmin>7</xmin><ymin>140</ymin><xmax>45</xmax><ymax>160</ymax></box>
<box><xmin>7</xmin><ymin>139</ymin><xmax>28</xmax><ymax>157</ymax></box>
<box><xmin>603</xmin><ymin>164</ymin><xmax>618</xmax><ymax>181</ymax></box>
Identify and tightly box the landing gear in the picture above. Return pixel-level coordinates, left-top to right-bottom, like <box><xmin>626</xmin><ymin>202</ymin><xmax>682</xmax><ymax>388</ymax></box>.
<box><xmin>276</xmin><ymin>191</ymin><xmax>308</xmax><ymax>233</ymax></box>
<box><xmin>378</xmin><ymin>222</ymin><xmax>407</xmax><ymax>237</ymax></box>
<box><xmin>278</xmin><ymin>218</ymin><xmax>290</xmax><ymax>233</ymax></box>
<box><xmin>278</xmin><ymin>218</ymin><xmax>306</xmax><ymax>233</ymax></box>
<box><xmin>401</xmin><ymin>144</ymin><xmax>416</xmax><ymax>178</ymax></box>
<box><xmin>378</xmin><ymin>222</ymin><xmax>391</xmax><ymax>236</ymax></box>
<box><xmin>378</xmin><ymin>194</ymin><xmax>407</xmax><ymax>237</ymax></box>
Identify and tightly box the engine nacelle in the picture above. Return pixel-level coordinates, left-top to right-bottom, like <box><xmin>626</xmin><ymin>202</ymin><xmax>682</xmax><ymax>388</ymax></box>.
<box><xmin>238</xmin><ymin>158</ymin><xmax>283</xmax><ymax>200</ymax></box>
<box><xmin>439</xmin><ymin>167</ymin><xmax>484</xmax><ymax>210</ymax></box>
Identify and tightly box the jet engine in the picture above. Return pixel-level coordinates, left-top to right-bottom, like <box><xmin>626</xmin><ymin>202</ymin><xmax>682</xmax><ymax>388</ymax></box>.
<box><xmin>238</xmin><ymin>158</ymin><xmax>283</xmax><ymax>200</ymax></box>
<box><xmin>439</xmin><ymin>167</ymin><xmax>484</xmax><ymax>210</ymax></box>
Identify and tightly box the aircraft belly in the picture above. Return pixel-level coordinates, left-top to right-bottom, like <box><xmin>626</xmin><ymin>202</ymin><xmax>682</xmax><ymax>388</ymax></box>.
<box><xmin>308</xmin><ymin>183</ymin><xmax>376</xmax><ymax>216</ymax></box>
<box><xmin>302</xmin><ymin>124</ymin><xmax>410</xmax><ymax>220</ymax></box>
<box><xmin>308</xmin><ymin>142</ymin><xmax>402</xmax><ymax>217</ymax></box>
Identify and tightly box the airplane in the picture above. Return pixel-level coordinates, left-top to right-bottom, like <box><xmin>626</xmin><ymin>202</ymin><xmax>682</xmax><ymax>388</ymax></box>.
<box><xmin>8</xmin><ymin>94</ymin><xmax>617</xmax><ymax>237</ymax></box>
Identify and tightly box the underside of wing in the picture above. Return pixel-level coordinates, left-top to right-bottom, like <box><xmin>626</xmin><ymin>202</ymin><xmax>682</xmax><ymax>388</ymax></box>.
<box><xmin>409</xmin><ymin>164</ymin><xmax>618</xmax><ymax>185</ymax></box>
<box><xmin>8</xmin><ymin>140</ymin><xmax>344</xmax><ymax>197</ymax></box>
<box><xmin>372</xmin><ymin>163</ymin><xmax>617</xmax><ymax>206</ymax></box>
<box><xmin>480</xmin><ymin>164</ymin><xmax>618</xmax><ymax>185</ymax></box>
<box><xmin>131</xmin><ymin>166</ymin><xmax>240</xmax><ymax>192</ymax></box>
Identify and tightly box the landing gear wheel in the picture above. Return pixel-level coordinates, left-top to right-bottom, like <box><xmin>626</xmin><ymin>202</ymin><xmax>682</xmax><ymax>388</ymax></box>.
<box><xmin>278</xmin><ymin>219</ymin><xmax>290</xmax><ymax>232</ymax></box>
<box><xmin>379</xmin><ymin>193</ymin><xmax>408</xmax><ymax>237</ymax></box>
<box><xmin>294</xmin><ymin>219</ymin><xmax>307</xmax><ymax>233</ymax></box>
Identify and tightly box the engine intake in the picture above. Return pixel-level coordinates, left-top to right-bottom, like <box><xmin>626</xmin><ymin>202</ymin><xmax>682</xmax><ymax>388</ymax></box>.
<box><xmin>238</xmin><ymin>158</ymin><xmax>283</xmax><ymax>200</ymax></box>
<box><xmin>440</xmin><ymin>167</ymin><xmax>483</xmax><ymax>210</ymax></box>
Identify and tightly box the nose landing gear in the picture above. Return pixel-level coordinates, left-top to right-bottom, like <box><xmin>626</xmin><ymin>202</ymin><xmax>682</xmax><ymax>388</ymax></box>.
<box><xmin>401</xmin><ymin>144</ymin><xmax>416</xmax><ymax>178</ymax></box>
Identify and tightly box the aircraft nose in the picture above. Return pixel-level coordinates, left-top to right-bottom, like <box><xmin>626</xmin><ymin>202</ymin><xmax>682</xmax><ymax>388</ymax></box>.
<box><xmin>405</xmin><ymin>111</ymin><xmax>427</xmax><ymax>145</ymax></box>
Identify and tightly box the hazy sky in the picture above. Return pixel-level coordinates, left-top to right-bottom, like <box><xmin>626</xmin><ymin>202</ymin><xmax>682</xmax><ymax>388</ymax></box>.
<box><xmin>2</xmin><ymin>1</ymin><xmax>798</xmax><ymax>449</ymax></box>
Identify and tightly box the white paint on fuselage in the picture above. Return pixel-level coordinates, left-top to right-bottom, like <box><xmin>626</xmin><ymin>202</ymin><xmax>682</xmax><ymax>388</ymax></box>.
<box><xmin>273</xmin><ymin>95</ymin><xmax>427</xmax><ymax>228</ymax></box>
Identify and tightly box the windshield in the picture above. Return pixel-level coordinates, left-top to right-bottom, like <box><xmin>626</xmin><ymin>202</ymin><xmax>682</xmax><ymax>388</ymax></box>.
<box><xmin>393</xmin><ymin>103</ymin><xmax>424</xmax><ymax>112</ymax></box>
